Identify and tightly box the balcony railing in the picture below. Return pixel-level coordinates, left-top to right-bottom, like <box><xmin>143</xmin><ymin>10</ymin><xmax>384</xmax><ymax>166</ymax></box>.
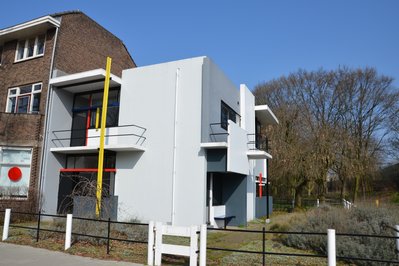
<box><xmin>247</xmin><ymin>133</ymin><xmax>269</xmax><ymax>152</ymax></box>
<box><xmin>51</xmin><ymin>124</ymin><xmax>147</xmax><ymax>148</ymax></box>
<box><xmin>209</xmin><ymin>123</ymin><xmax>229</xmax><ymax>142</ymax></box>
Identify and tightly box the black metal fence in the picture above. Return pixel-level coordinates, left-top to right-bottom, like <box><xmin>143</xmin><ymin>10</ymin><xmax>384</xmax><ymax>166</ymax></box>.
<box><xmin>0</xmin><ymin>210</ymin><xmax>148</xmax><ymax>255</ymax></box>
<box><xmin>1</xmin><ymin>210</ymin><xmax>398</xmax><ymax>265</ymax></box>
<box><xmin>207</xmin><ymin>227</ymin><xmax>399</xmax><ymax>265</ymax></box>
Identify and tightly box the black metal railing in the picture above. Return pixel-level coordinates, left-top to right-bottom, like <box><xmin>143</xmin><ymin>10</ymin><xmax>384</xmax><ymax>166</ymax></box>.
<box><xmin>51</xmin><ymin>124</ymin><xmax>147</xmax><ymax>148</ymax></box>
<box><xmin>1</xmin><ymin>211</ymin><xmax>148</xmax><ymax>256</ymax></box>
<box><xmin>2</xmin><ymin>210</ymin><xmax>398</xmax><ymax>265</ymax></box>
<box><xmin>207</xmin><ymin>227</ymin><xmax>399</xmax><ymax>265</ymax></box>
<box><xmin>247</xmin><ymin>133</ymin><xmax>269</xmax><ymax>152</ymax></box>
<box><xmin>209</xmin><ymin>123</ymin><xmax>229</xmax><ymax>142</ymax></box>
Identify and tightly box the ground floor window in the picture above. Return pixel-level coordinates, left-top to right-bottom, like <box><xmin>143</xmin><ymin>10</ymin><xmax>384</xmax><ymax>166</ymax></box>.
<box><xmin>0</xmin><ymin>147</ymin><xmax>32</xmax><ymax>198</ymax></box>
<box><xmin>57</xmin><ymin>152</ymin><xmax>116</xmax><ymax>214</ymax></box>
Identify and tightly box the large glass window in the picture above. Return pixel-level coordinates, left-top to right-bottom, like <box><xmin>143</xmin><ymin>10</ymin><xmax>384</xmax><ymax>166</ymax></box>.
<box><xmin>221</xmin><ymin>101</ymin><xmax>239</xmax><ymax>130</ymax></box>
<box><xmin>6</xmin><ymin>83</ymin><xmax>42</xmax><ymax>114</ymax></box>
<box><xmin>0</xmin><ymin>147</ymin><xmax>32</xmax><ymax>198</ymax></box>
<box><xmin>70</xmin><ymin>89</ymin><xmax>120</xmax><ymax>146</ymax></box>
<box><xmin>15</xmin><ymin>34</ymin><xmax>46</xmax><ymax>62</ymax></box>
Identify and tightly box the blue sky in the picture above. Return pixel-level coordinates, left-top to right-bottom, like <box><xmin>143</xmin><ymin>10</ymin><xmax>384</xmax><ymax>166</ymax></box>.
<box><xmin>1</xmin><ymin>1</ymin><xmax>398</xmax><ymax>90</ymax></box>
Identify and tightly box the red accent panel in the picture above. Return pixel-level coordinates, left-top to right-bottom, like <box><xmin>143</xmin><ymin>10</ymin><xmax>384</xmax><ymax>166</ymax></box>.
<box><xmin>8</xmin><ymin>167</ymin><xmax>22</xmax><ymax>182</ymax></box>
<box><xmin>59</xmin><ymin>168</ymin><xmax>116</xmax><ymax>173</ymax></box>
<box><xmin>259</xmin><ymin>172</ymin><xmax>263</xmax><ymax>198</ymax></box>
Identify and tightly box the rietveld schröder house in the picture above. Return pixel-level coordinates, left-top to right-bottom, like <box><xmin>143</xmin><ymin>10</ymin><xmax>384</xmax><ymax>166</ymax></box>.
<box><xmin>41</xmin><ymin>56</ymin><xmax>278</xmax><ymax>227</ymax></box>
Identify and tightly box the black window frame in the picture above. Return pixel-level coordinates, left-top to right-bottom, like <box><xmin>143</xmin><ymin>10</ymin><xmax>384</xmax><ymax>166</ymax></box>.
<box><xmin>220</xmin><ymin>101</ymin><xmax>238</xmax><ymax>130</ymax></box>
<box><xmin>71</xmin><ymin>87</ymin><xmax>121</xmax><ymax>129</ymax></box>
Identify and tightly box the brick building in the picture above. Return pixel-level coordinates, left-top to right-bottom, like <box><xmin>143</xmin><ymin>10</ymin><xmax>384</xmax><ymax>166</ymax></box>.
<box><xmin>0</xmin><ymin>11</ymin><xmax>135</xmax><ymax>211</ymax></box>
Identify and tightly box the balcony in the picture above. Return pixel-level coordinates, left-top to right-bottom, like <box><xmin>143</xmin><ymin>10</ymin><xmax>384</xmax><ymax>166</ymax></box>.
<box><xmin>200</xmin><ymin>123</ymin><xmax>229</xmax><ymax>149</ymax></box>
<box><xmin>247</xmin><ymin>133</ymin><xmax>272</xmax><ymax>159</ymax></box>
<box><xmin>50</xmin><ymin>124</ymin><xmax>146</xmax><ymax>154</ymax></box>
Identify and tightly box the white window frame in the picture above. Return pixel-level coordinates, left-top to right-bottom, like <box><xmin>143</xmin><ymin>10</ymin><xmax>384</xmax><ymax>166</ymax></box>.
<box><xmin>0</xmin><ymin>146</ymin><xmax>33</xmax><ymax>199</ymax></box>
<box><xmin>6</xmin><ymin>83</ymin><xmax>42</xmax><ymax>114</ymax></box>
<box><xmin>14</xmin><ymin>34</ymin><xmax>46</xmax><ymax>62</ymax></box>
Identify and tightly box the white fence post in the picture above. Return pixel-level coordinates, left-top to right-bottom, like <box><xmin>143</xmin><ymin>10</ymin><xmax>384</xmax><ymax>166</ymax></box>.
<box><xmin>65</xmin><ymin>214</ymin><xmax>73</xmax><ymax>250</ymax></box>
<box><xmin>396</xmin><ymin>225</ymin><xmax>399</xmax><ymax>261</ymax></box>
<box><xmin>189</xmin><ymin>226</ymin><xmax>198</xmax><ymax>266</ymax></box>
<box><xmin>317</xmin><ymin>199</ymin><xmax>320</xmax><ymax>208</ymax></box>
<box><xmin>327</xmin><ymin>229</ymin><xmax>336</xmax><ymax>266</ymax></box>
<box><xmin>2</xmin><ymin>209</ymin><xmax>11</xmax><ymax>241</ymax></box>
<box><xmin>154</xmin><ymin>222</ymin><xmax>163</xmax><ymax>266</ymax></box>
<box><xmin>147</xmin><ymin>221</ymin><xmax>155</xmax><ymax>266</ymax></box>
<box><xmin>199</xmin><ymin>224</ymin><xmax>207</xmax><ymax>266</ymax></box>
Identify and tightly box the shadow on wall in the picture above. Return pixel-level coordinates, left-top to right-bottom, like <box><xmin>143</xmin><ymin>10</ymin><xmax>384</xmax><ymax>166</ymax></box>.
<box><xmin>116</xmin><ymin>151</ymin><xmax>144</xmax><ymax>170</ymax></box>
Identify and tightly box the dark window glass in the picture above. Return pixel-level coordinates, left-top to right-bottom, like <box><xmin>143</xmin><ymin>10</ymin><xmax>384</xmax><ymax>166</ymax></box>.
<box><xmin>17</xmin><ymin>95</ymin><xmax>30</xmax><ymax>113</ymax></box>
<box><xmin>27</xmin><ymin>38</ymin><xmax>35</xmax><ymax>57</ymax></box>
<box><xmin>221</xmin><ymin>101</ymin><xmax>237</xmax><ymax>130</ymax></box>
<box><xmin>20</xmin><ymin>85</ymin><xmax>32</xmax><ymax>94</ymax></box>
<box><xmin>32</xmin><ymin>93</ymin><xmax>40</xmax><ymax>112</ymax></box>
<box><xmin>37</xmin><ymin>35</ymin><xmax>45</xmax><ymax>55</ymax></box>
<box><xmin>8</xmin><ymin>98</ymin><xmax>16</xmax><ymax>113</ymax></box>
<box><xmin>66</xmin><ymin>153</ymin><xmax>116</xmax><ymax>169</ymax></box>
<box><xmin>73</xmin><ymin>89</ymin><xmax>120</xmax><ymax>129</ymax></box>
<box><xmin>17</xmin><ymin>40</ymin><xmax>25</xmax><ymax>60</ymax></box>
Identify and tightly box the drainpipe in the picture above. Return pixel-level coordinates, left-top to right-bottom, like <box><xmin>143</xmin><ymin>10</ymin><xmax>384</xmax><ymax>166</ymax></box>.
<box><xmin>38</xmin><ymin>23</ymin><xmax>60</xmax><ymax>212</ymax></box>
<box><xmin>171</xmin><ymin>68</ymin><xmax>180</xmax><ymax>225</ymax></box>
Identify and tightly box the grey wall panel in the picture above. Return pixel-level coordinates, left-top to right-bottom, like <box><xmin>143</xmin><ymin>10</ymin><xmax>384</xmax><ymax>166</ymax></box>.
<box><xmin>255</xmin><ymin>196</ymin><xmax>273</xmax><ymax>218</ymax></box>
<box><xmin>207</xmin><ymin>149</ymin><xmax>227</xmax><ymax>172</ymax></box>
<box><xmin>222</xmin><ymin>173</ymin><xmax>247</xmax><ymax>226</ymax></box>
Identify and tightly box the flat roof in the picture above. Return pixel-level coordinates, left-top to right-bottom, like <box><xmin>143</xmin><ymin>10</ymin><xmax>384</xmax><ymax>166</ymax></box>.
<box><xmin>0</xmin><ymin>16</ymin><xmax>60</xmax><ymax>45</ymax></box>
<box><xmin>49</xmin><ymin>69</ymin><xmax>122</xmax><ymax>93</ymax></box>
<box><xmin>255</xmin><ymin>105</ymin><xmax>279</xmax><ymax>125</ymax></box>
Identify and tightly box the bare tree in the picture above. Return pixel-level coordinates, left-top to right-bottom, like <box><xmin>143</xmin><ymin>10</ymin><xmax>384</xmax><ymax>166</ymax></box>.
<box><xmin>254</xmin><ymin>67</ymin><xmax>398</xmax><ymax>205</ymax></box>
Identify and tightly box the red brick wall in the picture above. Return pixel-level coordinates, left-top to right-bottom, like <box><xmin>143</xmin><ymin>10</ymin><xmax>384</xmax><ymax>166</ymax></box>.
<box><xmin>54</xmin><ymin>13</ymin><xmax>136</xmax><ymax>77</ymax></box>
<box><xmin>0</xmin><ymin>28</ymin><xmax>55</xmax><ymax>212</ymax></box>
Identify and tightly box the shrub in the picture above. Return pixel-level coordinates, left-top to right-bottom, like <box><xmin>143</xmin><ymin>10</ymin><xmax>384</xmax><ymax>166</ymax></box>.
<box><xmin>391</xmin><ymin>192</ymin><xmax>399</xmax><ymax>204</ymax></box>
<box><xmin>283</xmin><ymin>205</ymin><xmax>399</xmax><ymax>265</ymax></box>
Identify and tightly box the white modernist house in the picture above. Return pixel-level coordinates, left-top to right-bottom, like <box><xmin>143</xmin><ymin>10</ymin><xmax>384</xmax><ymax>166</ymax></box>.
<box><xmin>40</xmin><ymin>56</ymin><xmax>278</xmax><ymax>227</ymax></box>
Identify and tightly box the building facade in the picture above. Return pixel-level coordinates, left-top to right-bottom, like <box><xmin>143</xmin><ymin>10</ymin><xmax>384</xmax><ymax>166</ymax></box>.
<box><xmin>42</xmin><ymin>57</ymin><xmax>278</xmax><ymax>227</ymax></box>
<box><xmin>0</xmin><ymin>11</ymin><xmax>135</xmax><ymax>211</ymax></box>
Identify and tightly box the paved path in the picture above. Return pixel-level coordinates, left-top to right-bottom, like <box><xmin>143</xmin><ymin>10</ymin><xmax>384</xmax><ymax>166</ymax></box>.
<box><xmin>0</xmin><ymin>243</ymin><xmax>143</xmax><ymax>266</ymax></box>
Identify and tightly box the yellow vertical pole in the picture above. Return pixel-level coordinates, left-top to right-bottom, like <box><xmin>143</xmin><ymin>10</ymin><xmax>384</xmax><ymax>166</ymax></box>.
<box><xmin>95</xmin><ymin>108</ymin><xmax>100</xmax><ymax>130</ymax></box>
<box><xmin>96</xmin><ymin>57</ymin><xmax>112</xmax><ymax>218</ymax></box>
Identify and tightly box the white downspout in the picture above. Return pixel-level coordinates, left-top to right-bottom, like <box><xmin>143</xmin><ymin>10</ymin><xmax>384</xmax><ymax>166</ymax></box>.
<box><xmin>171</xmin><ymin>68</ymin><xmax>180</xmax><ymax>225</ymax></box>
<box><xmin>38</xmin><ymin>24</ymin><xmax>60</xmax><ymax>211</ymax></box>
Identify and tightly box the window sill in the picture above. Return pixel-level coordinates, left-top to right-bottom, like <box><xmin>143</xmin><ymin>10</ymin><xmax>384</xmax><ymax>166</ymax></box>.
<box><xmin>14</xmin><ymin>54</ymin><xmax>44</xmax><ymax>64</ymax></box>
<box><xmin>2</xmin><ymin>111</ymin><xmax>42</xmax><ymax>116</ymax></box>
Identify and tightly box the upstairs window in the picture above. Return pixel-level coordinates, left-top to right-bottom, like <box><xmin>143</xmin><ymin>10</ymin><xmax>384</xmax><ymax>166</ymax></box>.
<box><xmin>6</xmin><ymin>83</ymin><xmax>42</xmax><ymax>114</ymax></box>
<box><xmin>221</xmin><ymin>101</ymin><xmax>240</xmax><ymax>130</ymax></box>
<box><xmin>15</xmin><ymin>35</ymin><xmax>45</xmax><ymax>62</ymax></box>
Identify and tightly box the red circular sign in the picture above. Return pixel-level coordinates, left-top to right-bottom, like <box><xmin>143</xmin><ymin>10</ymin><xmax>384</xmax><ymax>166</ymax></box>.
<box><xmin>8</xmin><ymin>167</ymin><xmax>22</xmax><ymax>182</ymax></box>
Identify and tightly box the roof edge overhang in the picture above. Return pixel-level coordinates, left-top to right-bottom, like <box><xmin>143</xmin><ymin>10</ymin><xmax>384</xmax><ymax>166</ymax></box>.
<box><xmin>49</xmin><ymin>68</ymin><xmax>122</xmax><ymax>92</ymax></box>
<box><xmin>0</xmin><ymin>15</ymin><xmax>60</xmax><ymax>45</ymax></box>
<box><xmin>254</xmin><ymin>105</ymin><xmax>279</xmax><ymax>125</ymax></box>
